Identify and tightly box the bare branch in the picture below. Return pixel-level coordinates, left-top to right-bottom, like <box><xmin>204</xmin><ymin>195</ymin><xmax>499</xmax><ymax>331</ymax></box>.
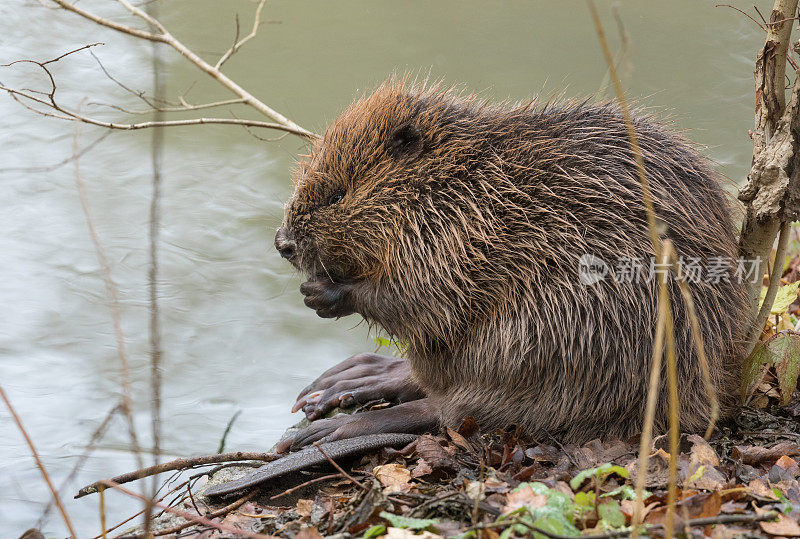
<box><xmin>38</xmin><ymin>404</ymin><xmax>119</xmax><ymax>527</ymax></box>
<box><xmin>88</xmin><ymin>49</ymin><xmax>169</xmax><ymax>109</ymax></box>
<box><xmin>45</xmin><ymin>0</ymin><xmax>319</xmax><ymax>139</ymax></box>
<box><xmin>49</xmin><ymin>0</ymin><xmax>166</xmax><ymax>42</ymax></box>
<box><xmin>0</xmin><ymin>385</ymin><xmax>78</xmax><ymax>538</ymax></box>
<box><xmin>150</xmin><ymin>489</ymin><xmax>258</xmax><ymax>537</ymax></box>
<box><xmin>1</xmin><ymin>83</ymin><xmax>311</xmax><ymax>135</ymax></box>
<box><xmin>72</xmin><ymin>111</ymin><xmax>144</xmax><ymax>471</ymax></box>
<box><xmin>215</xmin><ymin>0</ymin><xmax>267</xmax><ymax>69</ymax></box>
<box><xmin>715</xmin><ymin>4</ymin><xmax>768</xmax><ymax>31</ymax></box>
<box><xmin>97</xmin><ymin>480</ymin><xmax>273</xmax><ymax>539</ymax></box>
<box><xmin>0</xmin><ymin>130</ymin><xmax>111</xmax><ymax>173</ymax></box>
<box><xmin>75</xmin><ymin>451</ymin><xmax>278</xmax><ymax>498</ymax></box>
<box><xmin>89</xmin><ymin>97</ymin><xmax>248</xmax><ymax>115</ymax></box>
<box><xmin>114</xmin><ymin>0</ymin><xmax>168</xmax><ymax>34</ymax></box>
<box><xmin>738</xmin><ymin>0</ymin><xmax>800</xmax><ymax>338</ymax></box>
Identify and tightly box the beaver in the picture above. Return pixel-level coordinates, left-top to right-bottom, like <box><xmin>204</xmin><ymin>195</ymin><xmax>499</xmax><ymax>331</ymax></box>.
<box><xmin>273</xmin><ymin>79</ymin><xmax>748</xmax><ymax>452</ymax></box>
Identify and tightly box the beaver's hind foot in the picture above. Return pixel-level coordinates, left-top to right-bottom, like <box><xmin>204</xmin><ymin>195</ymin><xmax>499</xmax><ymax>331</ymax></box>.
<box><xmin>278</xmin><ymin>398</ymin><xmax>436</xmax><ymax>453</ymax></box>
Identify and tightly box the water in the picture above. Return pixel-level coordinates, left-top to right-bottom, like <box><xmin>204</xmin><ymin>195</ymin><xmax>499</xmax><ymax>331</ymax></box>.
<box><xmin>0</xmin><ymin>0</ymin><xmax>762</xmax><ymax>534</ymax></box>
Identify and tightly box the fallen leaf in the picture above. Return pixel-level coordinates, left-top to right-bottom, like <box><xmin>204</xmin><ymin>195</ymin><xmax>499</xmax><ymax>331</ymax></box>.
<box><xmin>646</xmin><ymin>491</ymin><xmax>721</xmax><ymax>525</ymax></box>
<box><xmin>525</xmin><ymin>444</ymin><xmax>562</xmax><ymax>463</ymax></box>
<box><xmin>465</xmin><ymin>480</ymin><xmax>485</xmax><ymax>501</ymax></box>
<box><xmin>502</xmin><ymin>484</ymin><xmax>547</xmax><ymax>514</ymax></box>
<box><xmin>295</xmin><ymin>527</ymin><xmax>324</xmax><ymax>539</ymax></box>
<box><xmin>411</xmin><ymin>458</ymin><xmax>434</xmax><ymax>478</ymax></box>
<box><xmin>456</xmin><ymin>417</ymin><xmax>479</xmax><ymax>437</ymax></box>
<box><xmin>446</xmin><ymin>428</ymin><xmax>470</xmax><ymax>451</ymax></box>
<box><xmin>577</xmin><ymin>438</ymin><xmax>632</xmax><ymax>468</ymax></box>
<box><xmin>687</xmin><ymin>434</ymin><xmax>720</xmax><ymax>466</ymax></box>
<box><xmin>296</xmin><ymin>499</ymin><xmax>314</xmax><ymax>518</ymax></box>
<box><xmin>747</xmin><ymin>478</ymin><xmax>779</xmax><ymax>500</ymax></box>
<box><xmin>759</xmin><ymin>511</ymin><xmax>800</xmax><ymax>536</ymax></box>
<box><xmin>416</xmin><ymin>435</ymin><xmax>456</xmax><ymax>476</ymax></box>
<box><xmin>733</xmin><ymin>442</ymin><xmax>800</xmax><ymax>465</ymax></box>
<box><xmin>374</xmin><ymin>463</ymin><xmax>412</xmax><ymax>493</ymax></box>
<box><xmin>619</xmin><ymin>500</ymin><xmax>658</xmax><ymax>520</ymax></box>
<box><xmin>719</xmin><ymin>500</ymin><xmax>748</xmax><ymax>514</ymax></box>
<box><xmin>683</xmin><ymin>445</ymin><xmax>727</xmax><ymax>491</ymax></box>
<box><xmin>770</xmin><ymin>455</ymin><xmax>800</xmax><ymax>482</ymax></box>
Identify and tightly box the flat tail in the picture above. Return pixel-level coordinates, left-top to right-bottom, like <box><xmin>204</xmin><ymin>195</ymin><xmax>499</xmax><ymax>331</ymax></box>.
<box><xmin>203</xmin><ymin>433</ymin><xmax>418</xmax><ymax>498</ymax></box>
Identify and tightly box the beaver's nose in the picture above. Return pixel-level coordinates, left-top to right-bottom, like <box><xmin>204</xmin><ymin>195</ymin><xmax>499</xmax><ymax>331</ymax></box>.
<box><xmin>274</xmin><ymin>227</ymin><xmax>297</xmax><ymax>260</ymax></box>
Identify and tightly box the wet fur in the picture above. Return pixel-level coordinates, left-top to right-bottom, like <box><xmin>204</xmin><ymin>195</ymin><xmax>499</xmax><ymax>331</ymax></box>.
<box><xmin>282</xmin><ymin>79</ymin><xmax>748</xmax><ymax>443</ymax></box>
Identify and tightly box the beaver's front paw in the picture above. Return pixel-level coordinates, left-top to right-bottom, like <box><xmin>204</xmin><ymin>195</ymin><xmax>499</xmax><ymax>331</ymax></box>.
<box><xmin>300</xmin><ymin>278</ymin><xmax>356</xmax><ymax>318</ymax></box>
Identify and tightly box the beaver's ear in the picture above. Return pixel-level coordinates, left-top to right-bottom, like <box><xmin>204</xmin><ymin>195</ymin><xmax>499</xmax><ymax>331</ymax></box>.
<box><xmin>389</xmin><ymin>123</ymin><xmax>424</xmax><ymax>159</ymax></box>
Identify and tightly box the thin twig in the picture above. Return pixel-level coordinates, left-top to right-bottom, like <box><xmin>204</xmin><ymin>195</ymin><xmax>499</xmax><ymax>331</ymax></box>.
<box><xmin>1</xmin><ymin>85</ymin><xmax>307</xmax><ymax>133</ymax></box>
<box><xmin>91</xmin><ymin>480</ymin><xmax>190</xmax><ymax>539</ymax></box>
<box><xmin>88</xmin><ymin>50</ymin><xmax>168</xmax><ymax>110</ymax></box>
<box><xmin>0</xmin><ymin>384</ymin><xmax>78</xmax><ymax>538</ymax></box>
<box><xmin>75</xmin><ymin>452</ymin><xmax>278</xmax><ymax>498</ymax></box>
<box><xmin>632</xmin><ymin>281</ymin><xmax>666</xmax><ymax>532</ymax></box>
<box><xmin>153</xmin><ymin>489</ymin><xmax>258</xmax><ymax>536</ymax></box>
<box><xmin>99</xmin><ymin>488</ymin><xmax>107</xmax><ymax>539</ymax></box>
<box><xmin>144</xmin><ymin>0</ymin><xmax>165</xmax><ymax>530</ymax></box>
<box><xmin>217</xmin><ymin>410</ymin><xmax>242</xmax><ymax>454</ymax></box>
<box><xmin>215</xmin><ymin>0</ymin><xmax>267</xmax><ymax>69</ymax></box>
<box><xmin>72</xmin><ymin>109</ymin><xmax>144</xmax><ymax>471</ymax></box>
<box><xmin>662</xmin><ymin>242</ymin><xmax>680</xmax><ymax>539</ymax></box>
<box><xmin>270</xmin><ymin>473</ymin><xmax>342</xmax><ymax>500</ymax></box>
<box><xmin>313</xmin><ymin>442</ymin><xmax>369</xmax><ymax>491</ymax></box>
<box><xmin>39</xmin><ymin>404</ymin><xmax>119</xmax><ymax>526</ymax></box>
<box><xmin>98</xmin><ymin>480</ymin><xmax>272</xmax><ymax>539</ymax></box>
<box><xmin>670</xmin><ymin>253</ymin><xmax>719</xmax><ymax>438</ymax></box>
<box><xmin>715</xmin><ymin>4</ymin><xmax>768</xmax><ymax>30</ymax></box>
<box><xmin>745</xmin><ymin>221</ymin><xmax>791</xmax><ymax>359</ymax></box>
<box><xmin>47</xmin><ymin>0</ymin><xmax>317</xmax><ymax>138</ymax></box>
<box><xmin>586</xmin><ymin>4</ymin><xmax>681</xmax><ymax>537</ymax></box>
<box><xmin>89</xmin><ymin>97</ymin><xmax>248</xmax><ymax>115</ymax></box>
<box><xmin>0</xmin><ymin>131</ymin><xmax>111</xmax><ymax>173</ymax></box>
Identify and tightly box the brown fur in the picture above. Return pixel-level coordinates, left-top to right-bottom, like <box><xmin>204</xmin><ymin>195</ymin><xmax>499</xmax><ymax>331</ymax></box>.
<box><xmin>280</xmin><ymin>78</ymin><xmax>748</xmax><ymax>443</ymax></box>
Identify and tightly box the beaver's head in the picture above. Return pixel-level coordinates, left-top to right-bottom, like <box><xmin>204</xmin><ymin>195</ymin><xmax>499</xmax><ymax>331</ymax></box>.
<box><xmin>275</xmin><ymin>80</ymin><xmax>457</xmax><ymax>284</ymax></box>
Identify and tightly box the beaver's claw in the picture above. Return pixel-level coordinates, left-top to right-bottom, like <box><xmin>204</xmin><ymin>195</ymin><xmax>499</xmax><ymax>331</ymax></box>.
<box><xmin>291</xmin><ymin>353</ymin><xmax>424</xmax><ymax>420</ymax></box>
<box><xmin>300</xmin><ymin>278</ymin><xmax>356</xmax><ymax>318</ymax></box>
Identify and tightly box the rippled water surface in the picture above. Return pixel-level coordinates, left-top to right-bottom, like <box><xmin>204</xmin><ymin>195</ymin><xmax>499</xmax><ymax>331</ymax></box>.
<box><xmin>0</xmin><ymin>0</ymin><xmax>763</xmax><ymax>534</ymax></box>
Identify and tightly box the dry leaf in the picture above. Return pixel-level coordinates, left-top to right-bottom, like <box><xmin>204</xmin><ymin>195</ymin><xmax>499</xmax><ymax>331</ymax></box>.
<box><xmin>759</xmin><ymin>511</ymin><xmax>800</xmax><ymax>536</ymax></box>
<box><xmin>733</xmin><ymin>442</ymin><xmax>800</xmax><ymax>465</ymax></box>
<box><xmin>620</xmin><ymin>500</ymin><xmax>658</xmax><ymax>520</ymax></box>
<box><xmin>457</xmin><ymin>417</ymin><xmax>479</xmax><ymax>437</ymax></box>
<box><xmin>502</xmin><ymin>484</ymin><xmax>547</xmax><ymax>514</ymax></box>
<box><xmin>374</xmin><ymin>463</ymin><xmax>413</xmax><ymax>493</ymax></box>
<box><xmin>747</xmin><ymin>478</ymin><xmax>779</xmax><ymax>500</ymax></box>
<box><xmin>446</xmin><ymin>427</ymin><xmax>470</xmax><ymax>451</ymax></box>
<box><xmin>296</xmin><ymin>498</ymin><xmax>314</xmax><ymax>518</ymax></box>
<box><xmin>411</xmin><ymin>458</ymin><xmax>434</xmax><ymax>478</ymax></box>
<box><xmin>295</xmin><ymin>527</ymin><xmax>324</xmax><ymax>539</ymax></box>
<box><xmin>416</xmin><ymin>435</ymin><xmax>457</xmax><ymax>475</ymax></box>
<box><xmin>683</xmin><ymin>439</ymin><xmax>726</xmax><ymax>491</ymax></box>
<box><xmin>687</xmin><ymin>434</ymin><xmax>720</xmax><ymax>466</ymax></box>
<box><xmin>776</xmin><ymin>455</ymin><xmax>800</xmax><ymax>475</ymax></box>
<box><xmin>646</xmin><ymin>491</ymin><xmax>721</xmax><ymax>525</ymax></box>
<box><xmin>465</xmin><ymin>480</ymin><xmax>486</xmax><ymax>501</ymax></box>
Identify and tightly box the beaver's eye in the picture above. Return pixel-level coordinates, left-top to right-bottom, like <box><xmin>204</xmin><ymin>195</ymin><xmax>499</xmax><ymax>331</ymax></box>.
<box><xmin>328</xmin><ymin>192</ymin><xmax>344</xmax><ymax>205</ymax></box>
